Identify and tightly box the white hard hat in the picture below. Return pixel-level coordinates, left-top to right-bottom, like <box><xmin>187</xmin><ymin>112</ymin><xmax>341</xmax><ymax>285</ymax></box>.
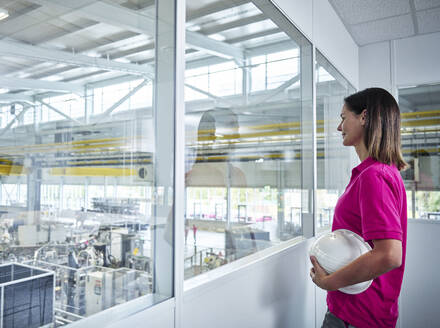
<box><xmin>309</xmin><ymin>229</ymin><xmax>373</xmax><ymax>294</ymax></box>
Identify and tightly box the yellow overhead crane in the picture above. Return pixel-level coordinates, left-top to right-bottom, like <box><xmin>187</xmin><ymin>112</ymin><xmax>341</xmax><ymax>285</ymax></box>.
<box><xmin>0</xmin><ymin>137</ymin><xmax>145</xmax><ymax>177</ymax></box>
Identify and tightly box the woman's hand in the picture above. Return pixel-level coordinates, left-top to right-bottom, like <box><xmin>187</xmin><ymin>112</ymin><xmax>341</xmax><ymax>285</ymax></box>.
<box><xmin>310</xmin><ymin>256</ymin><xmax>336</xmax><ymax>291</ymax></box>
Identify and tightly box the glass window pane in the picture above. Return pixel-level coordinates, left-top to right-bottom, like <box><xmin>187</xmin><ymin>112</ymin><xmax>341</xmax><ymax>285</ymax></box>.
<box><xmin>398</xmin><ymin>83</ymin><xmax>440</xmax><ymax>219</ymax></box>
<box><xmin>267</xmin><ymin>58</ymin><xmax>298</xmax><ymax>89</ymax></box>
<box><xmin>250</xmin><ymin>60</ymin><xmax>266</xmax><ymax>92</ymax></box>
<box><xmin>184</xmin><ymin>0</ymin><xmax>313</xmax><ymax>280</ymax></box>
<box><xmin>209</xmin><ymin>67</ymin><xmax>242</xmax><ymax>96</ymax></box>
<box><xmin>0</xmin><ymin>0</ymin><xmax>175</xmax><ymax>325</ymax></box>
<box><xmin>315</xmin><ymin>50</ymin><xmax>357</xmax><ymax>232</ymax></box>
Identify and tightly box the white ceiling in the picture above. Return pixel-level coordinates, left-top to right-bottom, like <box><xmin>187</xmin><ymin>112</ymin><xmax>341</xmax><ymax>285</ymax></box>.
<box><xmin>329</xmin><ymin>0</ymin><xmax>440</xmax><ymax>46</ymax></box>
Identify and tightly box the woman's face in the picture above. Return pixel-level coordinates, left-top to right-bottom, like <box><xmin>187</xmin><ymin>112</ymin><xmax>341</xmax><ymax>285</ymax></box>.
<box><xmin>337</xmin><ymin>104</ymin><xmax>366</xmax><ymax>147</ymax></box>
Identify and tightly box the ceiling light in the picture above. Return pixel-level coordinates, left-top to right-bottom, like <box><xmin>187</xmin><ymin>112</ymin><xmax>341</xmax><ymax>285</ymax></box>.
<box><xmin>0</xmin><ymin>9</ymin><xmax>9</xmax><ymax>20</ymax></box>
<box><xmin>85</xmin><ymin>51</ymin><xmax>101</xmax><ymax>58</ymax></box>
<box><xmin>43</xmin><ymin>75</ymin><xmax>62</xmax><ymax>82</ymax></box>
<box><xmin>114</xmin><ymin>58</ymin><xmax>131</xmax><ymax>64</ymax></box>
<box><xmin>209</xmin><ymin>34</ymin><xmax>226</xmax><ymax>41</ymax></box>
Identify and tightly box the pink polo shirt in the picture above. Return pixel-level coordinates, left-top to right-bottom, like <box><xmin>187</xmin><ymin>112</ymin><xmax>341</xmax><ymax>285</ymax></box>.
<box><xmin>328</xmin><ymin>157</ymin><xmax>407</xmax><ymax>328</ymax></box>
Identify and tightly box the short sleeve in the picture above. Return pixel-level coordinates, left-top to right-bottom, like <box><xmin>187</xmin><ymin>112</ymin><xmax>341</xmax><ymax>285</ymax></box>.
<box><xmin>358</xmin><ymin>168</ymin><xmax>403</xmax><ymax>242</ymax></box>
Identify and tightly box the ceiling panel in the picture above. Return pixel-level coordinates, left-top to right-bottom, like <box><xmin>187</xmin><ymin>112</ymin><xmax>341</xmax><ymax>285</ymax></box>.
<box><xmin>329</xmin><ymin>0</ymin><xmax>411</xmax><ymax>25</ymax></box>
<box><xmin>11</xmin><ymin>23</ymin><xmax>68</xmax><ymax>44</ymax></box>
<box><xmin>351</xmin><ymin>14</ymin><xmax>414</xmax><ymax>45</ymax></box>
<box><xmin>414</xmin><ymin>0</ymin><xmax>440</xmax><ymax>11</ymax></box>
<box><xmin>417</xmin><ymin>7</ymin><xmax>440</xmax><ymax>33</ymax></box>
<box><xmin>329</xmin><ymin>0</ymin><xmax>440</xmax><ymax>45</ymax></box>
<box><xmin>0</xmin><ymin>14</ymin><xmax>41</xmax><ymax>35</ymax></box>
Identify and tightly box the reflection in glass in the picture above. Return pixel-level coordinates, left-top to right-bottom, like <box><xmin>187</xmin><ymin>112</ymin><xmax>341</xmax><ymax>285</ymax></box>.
<box><xmin>184</xmin><ymin>0</ymin><xmax>313</xmax><ymax>279</ymax></box>
<box><xmin>315</xmin><ymin>51</ymin><xmax>357</xmax><ymax>232</ymax></box>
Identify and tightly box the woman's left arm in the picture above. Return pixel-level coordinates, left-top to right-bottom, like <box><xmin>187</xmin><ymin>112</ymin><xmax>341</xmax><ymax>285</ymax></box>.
<box><xmin>310</xmin><ymin>238</ymin><xmax>402</xmax><ymax>291</ymax></box>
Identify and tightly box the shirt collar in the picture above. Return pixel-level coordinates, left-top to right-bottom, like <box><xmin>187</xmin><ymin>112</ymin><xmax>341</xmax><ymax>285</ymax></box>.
<box><xmin>352</xmin><ymin>156</ymin><xmax>377</xmax><ymax>177</ymax></box>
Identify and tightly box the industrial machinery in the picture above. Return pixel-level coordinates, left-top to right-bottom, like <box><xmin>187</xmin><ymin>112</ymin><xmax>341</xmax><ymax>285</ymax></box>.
<box><xmin>0</xmin><ymin>209</ymin><xmax>153</xmax><ymax>326</ymax></box>
<box><xmin>84</xmin><ymin>269</ymin><xmax>114</xmax><ymax>316</ymax></box>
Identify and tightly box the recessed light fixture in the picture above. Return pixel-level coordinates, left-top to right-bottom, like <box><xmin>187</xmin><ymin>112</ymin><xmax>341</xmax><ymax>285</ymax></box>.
<box><xmin>0</xmin><ymin>9</ymin><xmax>9</xmax><ymax>20</ymax></box>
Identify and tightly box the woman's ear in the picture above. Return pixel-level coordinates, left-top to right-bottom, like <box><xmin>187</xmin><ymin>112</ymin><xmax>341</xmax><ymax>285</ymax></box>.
<box><xmin>360</xmin><ymin>109</ymin><xmax>367</xmax><ymax>126</ymax></box>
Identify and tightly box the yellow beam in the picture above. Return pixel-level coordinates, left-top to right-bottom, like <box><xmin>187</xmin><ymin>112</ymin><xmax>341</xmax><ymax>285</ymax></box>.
<box><xmin>67</xmin><ymin>159</ymin><xmax>151</xmax><ymax>166</ymax></box>
<box><xmin>402</xmin><ymin>147</ymin><xmax>439</xmax><ymax>155</ymax></box>
<box><xmin>401</xmin><ymin>109</ymin><xmax>440</xmax><ymax>119</ymax></box>
<box><xmin>50</xmin><ymin>167</ymin><xmax>137</xmax><ymax>177</ymax></box>
<box><xmin>0</xmin><ymin>164</ymin><xmax>26</xmax><ymax>176</ymax></box>
<box><xmin>401</xmin><ymin>118</ymin><xmax>440</xmax><ymax>127</ymax></box>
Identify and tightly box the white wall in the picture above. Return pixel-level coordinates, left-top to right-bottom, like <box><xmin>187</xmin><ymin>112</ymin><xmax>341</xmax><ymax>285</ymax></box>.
<box><xmin>273</xmin><ymin>0</ymin><xmax>359</xmax><ymax>89</ymax></box>
<box><xmin>395</xmin><ymin>33</ymin><xmax>440</xmax><ymax>87</ymax></box>
<box><xmin>359</xmin><ymin>32</ymin><xmax>440</xmax><ymax>91</ymax></box>
<box><xmin>400</xmin><ymin>220</ymin><xmax>440</xmax><ymax>327</ymax></box>
<box><xmin>359</xmin><ymin>41</ymin><xmax>392</xmax><ymax>91</ymax></box>
<box><xmin>182</xmin><ymin>240</ymin><xmax>317</xmax><ymax>328</ymax></box>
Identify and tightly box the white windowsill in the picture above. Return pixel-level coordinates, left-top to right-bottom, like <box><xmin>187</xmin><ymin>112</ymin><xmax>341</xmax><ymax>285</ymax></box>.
<box><xmin>183</xmin><ymin>235</ymin><xmax>306</xmax><ymax>300</ymax></box>
<box><xmin>67</xmin><ymin>293</ymin><xmax>173</xmax><ymax>327</ymax></box>
<box><xmin>408</xmin><ymin>218</ymin><xmax>440</xmax><ymax>224</ymax></box>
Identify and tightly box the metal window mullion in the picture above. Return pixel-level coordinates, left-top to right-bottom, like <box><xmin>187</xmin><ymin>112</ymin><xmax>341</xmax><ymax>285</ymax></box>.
<box><xmin>153</xmin><ymin>0</ymin><xmax>177</xmax><ymax>300</ymax></box>
<box><xmin>300</xmin><ymin>42</ymin><xmax>314</xmax><ymax>239</ymax></box>
<box><xmin>1</xmin><ymin>286</ymin><xmax>3</xmax><ymax>328</ymax></box>
<box><xmin>312</xmin><ymin>45</ymin><xmax>317</xmax><ymax>237</ymax></box>
<box><xmin>174</xmin><ymin>0</ymin><xmax>186</xmax><ymax>325</ymax></box>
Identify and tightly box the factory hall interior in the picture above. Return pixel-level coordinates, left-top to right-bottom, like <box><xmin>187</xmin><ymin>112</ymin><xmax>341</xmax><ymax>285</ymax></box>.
<box><xmin>0</xmin><ymin>0</ymin><xmax>439</xmax><ymax>327</ymax></box>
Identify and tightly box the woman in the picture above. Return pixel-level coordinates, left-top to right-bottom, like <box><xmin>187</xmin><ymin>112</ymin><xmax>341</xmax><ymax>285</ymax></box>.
<box><xmin>310</xmin><ymin>88</ymin><xmax>408</xmax><ymax>328</ymax></box>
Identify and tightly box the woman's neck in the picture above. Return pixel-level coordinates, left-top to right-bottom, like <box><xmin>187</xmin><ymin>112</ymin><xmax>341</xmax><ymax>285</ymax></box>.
<box><xmin>355</xmin><ymin>142</ymin><xmax>369</xmax><ymax>162</ymax></box>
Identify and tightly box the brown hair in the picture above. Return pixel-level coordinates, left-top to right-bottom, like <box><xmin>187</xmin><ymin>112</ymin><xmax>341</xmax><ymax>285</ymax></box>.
<box><xmin>344</xmin><ymin>88</ymin><xmax>408</xmax><ymax>171</ymax></box>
